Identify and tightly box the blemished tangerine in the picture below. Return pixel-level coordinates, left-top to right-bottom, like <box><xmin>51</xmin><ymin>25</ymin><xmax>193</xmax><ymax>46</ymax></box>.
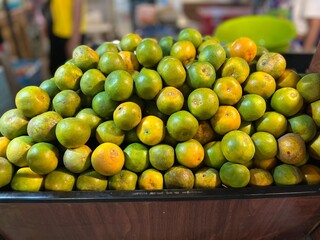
<box><xmin>220</xmin><ymin>57</ymin><xmax>250</xmax><ymax>84</ymax></box>
<box><xmin>210</xmin><ymin>106</ymin><xmax>241</xmax><ymax>136</ymax></box>
<box><xmin>91</xmin><ymin>142</ymin><xmax>125</xmax><ymax>176</ymax></box>
<box><xmin>187</xmin><ymin>88</ymin><xmax>219</xmax><ymax>120</ymax></box>
<box><xmin>113</xmin><ymin>101</ymin><xmax>142</xmax><ymax>131</ymax></box>
<box><xmin>156</xmin><ymin>86</ymin><xmax>184</xmax><ymax>115</ymax></box>
<box><xmin>256</xmin><ymin>52</ymin><xmax>286</xmax><ymax>79</ymax></box>
<box><xmin>0</xmin><ymin>109</ymin><xmax>28</xmax><ymax>140</ymax></box>
<box><xmin>136</xmin><ymin>115</ymin><xmax>165</xmax><ymax>146</ymax></box>
<box><xmin>243</xmin><ymin>71</ymin><xmax>276</xmax><ymax>99</ymax></box>
<box><xmin>213</xmin><ymin>76</ymin><xmax>242</xmax><ymax>106</ymax></box>
<box><xmin>170</xmin><ymin>40</ymin><xmax>196</xmax><ymax>67</ymax></box>
<box><xmin>138</xmin><ymin>168</ymin><xmax>164</xmax><ymax>190</ymax></box>
<box><xmin>72</xmin><ymin>45</ymin><xmax>99</xmax><ymax>72</ymax></box>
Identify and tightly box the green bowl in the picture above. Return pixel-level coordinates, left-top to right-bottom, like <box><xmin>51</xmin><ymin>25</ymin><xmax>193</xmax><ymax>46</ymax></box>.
<box><xmin>214</xmin><ymin>15</ymin><xmax>296</xmax><ymax>52</ymax></box>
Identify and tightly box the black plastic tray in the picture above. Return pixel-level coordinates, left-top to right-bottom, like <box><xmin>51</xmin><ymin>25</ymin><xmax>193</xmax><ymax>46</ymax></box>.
<box><xmin>0</xmin><ymin>184</ymin><xmax>319</xmax><ymax>203</ymax></box>
<box><xmin>281</xmin><ymin>53</ymin><xmax>313</xmax><ymax>73</ymax></box>
<box><xmin>0</xmin><ymin>53</ymin><xmax>317</xmax><ymax>204</ymax></box>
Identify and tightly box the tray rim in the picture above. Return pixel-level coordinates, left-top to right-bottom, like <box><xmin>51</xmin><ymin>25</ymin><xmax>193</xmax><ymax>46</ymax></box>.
<box><xmin>0</xmin><ymin>184</ymin><xmax>320</xmax><ymax>203</ymax></box>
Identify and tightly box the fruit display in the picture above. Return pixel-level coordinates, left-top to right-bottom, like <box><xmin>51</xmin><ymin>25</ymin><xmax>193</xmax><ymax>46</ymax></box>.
<box><xmin>1</xmin><ymin>28</ymin><xmax>320</xmax><ymax>192</ymax></box>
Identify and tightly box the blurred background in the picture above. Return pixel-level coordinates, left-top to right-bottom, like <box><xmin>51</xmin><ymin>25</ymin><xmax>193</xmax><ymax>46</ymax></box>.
<box><xmin>0</xmin><ymin>0</ymin><xmax>319</xmax><ymax>115</ymax></box>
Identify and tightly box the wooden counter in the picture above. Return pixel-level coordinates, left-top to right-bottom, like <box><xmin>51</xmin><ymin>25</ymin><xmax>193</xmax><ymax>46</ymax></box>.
<box><xmin>0</xmin><ymin>185</ymin><xmax>320</xmax><ymax>240</ymax></box>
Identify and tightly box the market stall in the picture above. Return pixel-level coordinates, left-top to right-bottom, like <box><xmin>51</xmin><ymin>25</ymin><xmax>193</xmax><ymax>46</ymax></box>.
<box><xmin>0</xmin><ymin>5</ymin><xmax>320</xmax><ymax>239</ymax></box>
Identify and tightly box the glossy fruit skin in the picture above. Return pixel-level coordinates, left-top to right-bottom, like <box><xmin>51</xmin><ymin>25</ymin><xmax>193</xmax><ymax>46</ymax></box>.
<box><xmin>187</xmin><ymin>88</ymin><xmax>219</xmax><ymax>120</ymax></box>
<box><xmin>270</xmin><ymin>87</ymin><xmax>303</xmax><ymax>117</ymax></box>
<box><xmin>256</xmin><ymin>52</ymin><xmax>286</xmax><ymax>79</ymax></box>
<box><xmin>124</xmin><ymin>142</ymin><xmax>149</xmax><ymax>173</ymax></box>
<box><xmin>170</xmin><ymin>40</ymin><xmax>196</xmax><ymax>67</ymax></box>
<box><xmin>98</xmin><ymin>52</ymin><xmax>126</xmax><ymax>75</ymax></box>
<box><xmin>156</xmin><ymin>86</ymin><xmax>184</xmax><ymax>115</ymax></box>
<box><xmin>55</xmin><ymin>117</ymin><xmax>91</xmax><ymax>149</ymax></box>
<box><xmin>220</xmin><ymin>130</ymin><xmax>255</xmax><ymax>165</ymax></box>
<box><xmin>113</xmin><ymin>102</ymin><xmax>142</xmax><ymax>131</ymax></box>
<box><xmin>76</xmin><ymin>169</ymin><xmax>108</xmax><ymax>191</ymax></box>
<box><xmin>72</xmin><ymin>45</ymin><xmax>99</xmax><ymax>72</ymax></box>
<box><xmin>27</xmin><ymin>142</ymin><xmax>59</xmax><ymax>175</ymax></box>
<box><xmin>249</xmin><ymin>168</ymin><xmax>273</xmax><ymax>187</ymax></box>
<box><xmin>273</xmin><ymin>164</ymin><xmax>303</xmax><ymax>186</ymax></box>
<box><xmin>136</xmin><ymin>39</ymin><xmax>163</xmax><ymax>68</ymax></box>
<box><xmin>251</xmin><ymin>131</ymin><xmax>278</xmax><ymax>161</ymax></box>
<box><xmin>229</xmin><ymin>37</ymin><xmax>257</xmax><ymax>63</ymax></box>
<box><xmin>15</xmin><ymin>86</ymin><xmax>51</xmax><ymax>118</ymax></box>
<box><xmin>166</xmin><ymin>110</ymin><xmax>199</xmax><ymax>142</ymax></box>
<box><xmin>108</xmin><ymin>170</ymin><xmax>138</xmax><ymax>190</ymax></box>
<box><xmin>300</xmin><ymin>164</ymin><xmax>320</xmax><ymax>185</ymax></box>
<box><xmin>198</xmin><ymin>44</ymin><xmax>226</xmax><ymax>71</ymax></box>
<box><xmin>296</xmin><ymin>73</ymin><xmax>320</xmax><ymax>103</ymax></box>
<box><xmin>157</xmin><ymin>56</ymin><xmax>186</xmax><ymax>88</ymax></box>
<box><xmin>175</xmin><ymin>139</ymin><xmax>205</xmax><ymax>169</ymax></box>
<box><xmin>44</xmin><ymin>168</ymin><xmax>76</xmax><ymax>191</ymax></box>
<box><xmin>277</xmin><ymin>133</ymin><xmax>307</xmax><ymax>166</ymax></box>
<box><xmin>149</xmin><ymin>144</ymin><xmax>175</xmax><ymax>171</ymax></box>
<box><xmin>11</xmin><ymin>167</ymin><xmax>45</xmax><ymax>192</ymax></box>
<box><xmin>213</xmin><ymin>76</ymin><xmax>242</xmax><ymax>106</ymax></box>
<box><xmin>186</xmin><ymin>61</ymin><xmax>216</xmax><ymax>89</ymax></box>
<box><xmin>105</xmin><ymin>70</ymin><xmax>134</xmax><ymax>102</ymax></box>
<box><xmin>27</xmin><ymin>111</ymin><xmax>63</xmax><ymax>142</ymax></box>
<box><xmin>91</xmin><ymin>142</ymin><xmax>125</xmax><ymax>177</ymax></box>
<box><xmin>54</xmin><ymin>63</ymin><xmax>83</xmax><ymax>91</ymax></box>
<box><xmin>134</xmin><ymin>68</ymin><xmax>163</xmax><ymax>100</ymax></box>
<box><xmin>210</xmin><ymin>106</ymin><xmax>241</xmax><ymax>136</ymax></box>
<box><xmin>219</xmin><ymin>162</ymin><xmax>250</xmax><ymax>188</ymax></box>
<box><xmin>236</xmin><ymin>94</ymin><xmax>266</xmax><ymax>122</ymax></box>
<box><xmin>136</xmin><ymin>116</ymin><xmax>165</xmax><ymax>146</ymax></box>
<box><xmin>138</xmin><ymin>169</ymin><xmax>164</xmax><ymax>190</ymax></box>
<box><xmin>0</xmin><ymin>109</ymin><xmax>28</xmax><ymax>140</ymax></box>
